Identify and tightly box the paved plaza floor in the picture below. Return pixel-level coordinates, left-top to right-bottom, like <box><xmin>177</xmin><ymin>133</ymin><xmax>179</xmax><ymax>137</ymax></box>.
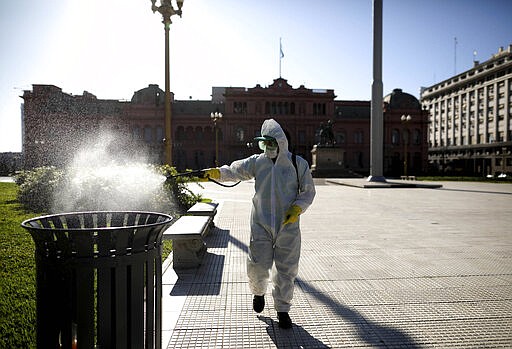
<box><xmin>162</xmin><ymin>179</ymin><xmax>512</xmax><ymax>348</ymax></box>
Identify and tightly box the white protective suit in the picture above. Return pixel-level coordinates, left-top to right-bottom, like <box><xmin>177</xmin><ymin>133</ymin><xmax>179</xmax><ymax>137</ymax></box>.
<box><xmin>219</xmin><ymin>119</ymin><xmax>316</xmax><ymax>312</ymax></box>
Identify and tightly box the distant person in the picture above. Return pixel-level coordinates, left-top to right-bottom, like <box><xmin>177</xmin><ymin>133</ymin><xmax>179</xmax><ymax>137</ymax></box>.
<box><xmin>200</xmin><ymin>119</ymin><xmax>316</xmax><ymax>329</ymax></box>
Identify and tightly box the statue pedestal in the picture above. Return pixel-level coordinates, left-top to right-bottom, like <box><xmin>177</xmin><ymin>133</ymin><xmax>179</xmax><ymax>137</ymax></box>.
<box><xmin>311</xmin><ymin>145</ymin><xmax>347</xmax><ymax>178</ymax></box>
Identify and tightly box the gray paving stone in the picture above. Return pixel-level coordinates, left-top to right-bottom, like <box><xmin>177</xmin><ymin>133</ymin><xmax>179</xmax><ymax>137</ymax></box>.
<box><xmin>163</xmin><ymin>180</ymin><xmax>512</xmax><ymax>348</ymax></box>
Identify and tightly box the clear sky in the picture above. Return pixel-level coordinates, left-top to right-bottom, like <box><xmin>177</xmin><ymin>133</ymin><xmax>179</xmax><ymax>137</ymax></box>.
<box><xmin>1</xmin><ymin>0</ymin><xmax>511</xmax><ymax>152</ymax></box>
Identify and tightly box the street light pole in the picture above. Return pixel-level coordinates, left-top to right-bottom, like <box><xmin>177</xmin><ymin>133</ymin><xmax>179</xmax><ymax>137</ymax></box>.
<box><xmin>211</xmin><ymin>112</ymin><xmax>223</xmax><ymax>167</ymax></box>
<box><xmin>401</xmin><ymin>114</ymin><xmax>412</xmax><ymax>177</ymax></box>
<box><xmin>151</xmin><ymin>0</ymin><xmax>184</xmax><ymax>166</ymax></box>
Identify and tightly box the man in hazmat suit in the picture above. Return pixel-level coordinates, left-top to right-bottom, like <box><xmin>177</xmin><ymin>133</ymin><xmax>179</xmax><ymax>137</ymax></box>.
<box><xmin>201</xmin><ymin>119</ymin><xmax>316</xmax><ymax>329</ymax></box>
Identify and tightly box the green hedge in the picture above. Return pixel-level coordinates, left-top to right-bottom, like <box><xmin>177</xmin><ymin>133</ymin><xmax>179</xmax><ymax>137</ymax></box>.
<box><xmin>14</xmin><ymin>165</ymin><xmax>202</xmax><ymax>213</ymax></box>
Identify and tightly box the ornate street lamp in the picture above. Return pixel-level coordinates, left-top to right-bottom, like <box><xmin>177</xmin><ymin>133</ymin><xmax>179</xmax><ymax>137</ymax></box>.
<box><xmin>150</xmin><ymin>0</ymin><xmax>184</xmax><ymax>166</ymax></box>
<box><xmin>401</xmin><ymin>114</ymin><xmax>412</xmax><ymax>177</ymax></box>
<box><xmin>210</xmin><ymin>112</ymin><xmax>223</xmax><ymax>166</ymax></box>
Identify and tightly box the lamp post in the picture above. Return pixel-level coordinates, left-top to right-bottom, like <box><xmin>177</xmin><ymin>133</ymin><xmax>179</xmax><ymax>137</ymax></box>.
<box><xmin>401</xmin><ymin>114</ymin><xmax>412</xmax><ymax>177</ymax></box>
<box><xmin>210</xmin><ymin>112</ymin><xmax>223</xmax><ymax>166</ymax></box>
<box><xmin>151</xmin><ymin>0</ymin><xmax>184</xmax><ymax>166</ymax></box>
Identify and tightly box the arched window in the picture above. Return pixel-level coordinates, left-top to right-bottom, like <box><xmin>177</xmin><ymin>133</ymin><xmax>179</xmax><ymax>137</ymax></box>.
<box><xmin>185</xmin><ymin>126</ymin><xmax>194</xmax><ymax>140</ymax></box>
<box><xmin>235</xmin><ymin>127</ymin><xmax>245</xmax><ymax>142</ymax></box>
<box><xmin>354</xmin><ymin>130</ymin><xmax>364</xmax><ymax>144</ymax></box>
<box><xmin>144</xmin><ymin>126</ymin><xmax>153</xmax><ymax>143</ymax></box>
<box><xmin>175</xmin><ymin>126</ymin><xmax>185</xmax><ymax>141</ymax></box>
<box><xmin>392</xmin><ymin>129</ymin><xmax>400</xmax><ymax>145</ymax></box>
<box><xmin>156</xmin><ymin>126</ymin><xmax>164</xmax><ymax>143</ymax></box>
<box><xmin>337</xmin><ymin>130</ymin><xmax>346</xmax><ymax>144</ymax></box>
<box><xmin>194</xmin><ymin>150</ymin><xmax>205</xmax><ymax>169</ymax></box>
<box><xmin>204</xmin><ymin>126</ymin><xmax>213</xmax><ymax>141</ymax></box>
<box><xmin>132</xmin><ymin>126</ymin><xmax>141</xmax><ymax>140</ymax></box>
<box><xmin>195</xmin><ymin>126</ymin><xmax>203</xmax><ymax>141</ymax></box>
<box><xmin>413</xmin><ymin>129</ymin><xmax>421</xmax><ymax>145</ymax></box>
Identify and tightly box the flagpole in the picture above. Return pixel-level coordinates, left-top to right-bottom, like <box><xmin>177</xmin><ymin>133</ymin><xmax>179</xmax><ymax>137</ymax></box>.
<box><xmin>367</xmin><ymin>0</ymin><xmax>386</xmax><ymax>182</ymax></box>
<box><xmin>279</xmin><ymin>38</ymin><xmax>282</xmax><ymax>78</ymax></box>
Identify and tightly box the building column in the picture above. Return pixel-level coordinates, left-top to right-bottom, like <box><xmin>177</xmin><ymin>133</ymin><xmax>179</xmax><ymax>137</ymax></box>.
<box><xmin>450</xmin><ymin>95</ymin><xmax>455</xmax><ymax>145</ymax></box>
<box><xmin>436</xmin><ymin>101</ymin><xmax>441</xmax><ymax>147</ymax></box>
<box><xmin>474</xmin><ymin>90</ymin><xmax>480</xmax><ymax>143</ymax></box>
<box><xmin>457</xmin><ymin>94</ymin><xmax>462</xmax><ymax>145</ymax></box>
<box><xmin>505</xmin><ymin>78</ymin><xmax>511</xmax><ymax>141</ymax></box>
<box><xmin>493</xmin><ymin>81</ymin><xmax>499</xmax><ymax>141</ymax></box>
<box><xmin>483</xmin><ymin>85</ymin><xmax>489</xmax><ymax>143</ymax></box>
<box><xmin>433</xmin><ymin>101</ymin><xmax>439</xmax><ymax>147</ymax></box>
<box><xmin>465</xmin><ymin>91</ymin><xmax>471</xmax><ymax>145</ymax></box>
<box><xmin>443</xmin><ymin>98</ymin><xmax>448</xmax><ymax>146</ymax></box>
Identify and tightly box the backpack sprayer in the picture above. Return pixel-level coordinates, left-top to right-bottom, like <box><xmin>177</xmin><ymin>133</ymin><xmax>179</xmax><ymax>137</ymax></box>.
<box><xmin>165</xmin><ymin>169</ymin><xmax>241</xmax><ymax>188</ymax></box>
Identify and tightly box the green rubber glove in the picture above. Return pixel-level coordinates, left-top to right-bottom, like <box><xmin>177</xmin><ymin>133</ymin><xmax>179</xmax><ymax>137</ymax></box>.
<box><xmin>283</xmin><ymin>204</ymin><xmax>302</xmax><ymax>225</ymax></box>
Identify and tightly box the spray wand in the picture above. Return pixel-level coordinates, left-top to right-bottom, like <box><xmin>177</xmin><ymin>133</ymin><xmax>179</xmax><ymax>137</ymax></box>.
<box><xmin>166</xmin><ymin>169</ymin><xmax>206</xmax><ymax>180</ymax></box>
<box><xmin>165</xmin><ymin>170</ymin><xmax>241</xmax><ymax>188</ymax></box>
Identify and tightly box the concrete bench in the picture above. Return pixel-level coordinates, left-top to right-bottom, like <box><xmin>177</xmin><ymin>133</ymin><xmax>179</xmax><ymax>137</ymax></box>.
<box><xmin>186</xmin><ymin>202</ymin><xmax>219</xmax><ymax>229</ymax></box>
<box><xmin>187</xmin><ymin>202</ymin><xmax>219</xmax><ymax>219</ymax></box>
<box><xmin>163</xmin><ymin>215</ymin><xmax>211</xmax><ymax>269</ymax></box>
<box><xmin>400</xmin><ymin>175</ymin><xmax>416</xmax><ymax>181</ymax></box>
<box><xmin>186</xmin><ymin>201</ymin><xmax>218</xmax><ymax>216</ymax></box>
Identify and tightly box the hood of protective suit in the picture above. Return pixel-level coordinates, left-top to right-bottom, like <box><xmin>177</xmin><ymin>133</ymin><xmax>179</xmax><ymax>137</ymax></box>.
<box><xmin>260</xmin><ymin>119</ymin><xmax>290</xmax><ymax>162</ymax></box>
<box><xmin>220</xmin><ymin>117</ymin><xmax>315</xmax><ymax>232</ymax></box>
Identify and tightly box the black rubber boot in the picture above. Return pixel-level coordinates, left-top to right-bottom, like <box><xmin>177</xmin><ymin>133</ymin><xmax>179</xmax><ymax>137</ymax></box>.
<box><xmin>277</xmin><ymin>312</ymin><xmax>292</xmax><ymax>329</ymax></box>
<box><xmin>253</xmin><ymin>295</ymin><xmax>265</xmax><ymax>313</ymax></box>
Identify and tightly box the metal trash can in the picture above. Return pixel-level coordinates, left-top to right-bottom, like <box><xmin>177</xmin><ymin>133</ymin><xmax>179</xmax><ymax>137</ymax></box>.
<box><xmin>21</xmin><ymin>211</ymin><xmax>173</xmax><ymax>349</ymax></box>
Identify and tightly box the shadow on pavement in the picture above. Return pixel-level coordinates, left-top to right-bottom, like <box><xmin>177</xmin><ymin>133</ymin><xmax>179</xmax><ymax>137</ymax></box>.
<box><xmin>205</xmin><ymin>227</ymin><xmax>231</xmax><ymax>248</ymax></box>
<box><xmin>438</xmin><ymin>187</ymin><xmax>512</xmax><ymax>195</ymax></box>
<box><xmin>297</xmin><ymin>279</ymin><xmax>421</xmax><ymax>348</ymax></box>
<box><xmin>258</xmin><ymin>315</ymin><xmax>329</xmax><ymax>349</ymax></box>
<box><xmin>229</xmin><ymin>234</ymin><xmax>421</xmax><ymax>348</ymax></box>
<box><xmin>170</xmin><ymin>253</ymin><xmax>225</xmax><ymax>296</ymax></box>
<box><xmin>167</xmin><ymin>223</ymin><xmax>422</xmax><ymax>347</ymax></box>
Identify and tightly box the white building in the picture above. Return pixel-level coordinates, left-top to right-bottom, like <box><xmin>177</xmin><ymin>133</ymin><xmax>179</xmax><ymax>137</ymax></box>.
<box><xmin>421</xmin><ymin>45</ymin><xmax>512</xmax><ymax>177</ymax></box>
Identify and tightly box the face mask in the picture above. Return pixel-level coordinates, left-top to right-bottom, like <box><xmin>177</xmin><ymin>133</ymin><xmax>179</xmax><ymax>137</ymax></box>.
<box><xmin>258</xmin><ymin>139</ymin><xmax>279</xmax><ymax>159</ymax></box>
<box><xmin>264</xmin><ymin>145</ymin><xmax>278</xmax><ymax>159</ymax></box>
